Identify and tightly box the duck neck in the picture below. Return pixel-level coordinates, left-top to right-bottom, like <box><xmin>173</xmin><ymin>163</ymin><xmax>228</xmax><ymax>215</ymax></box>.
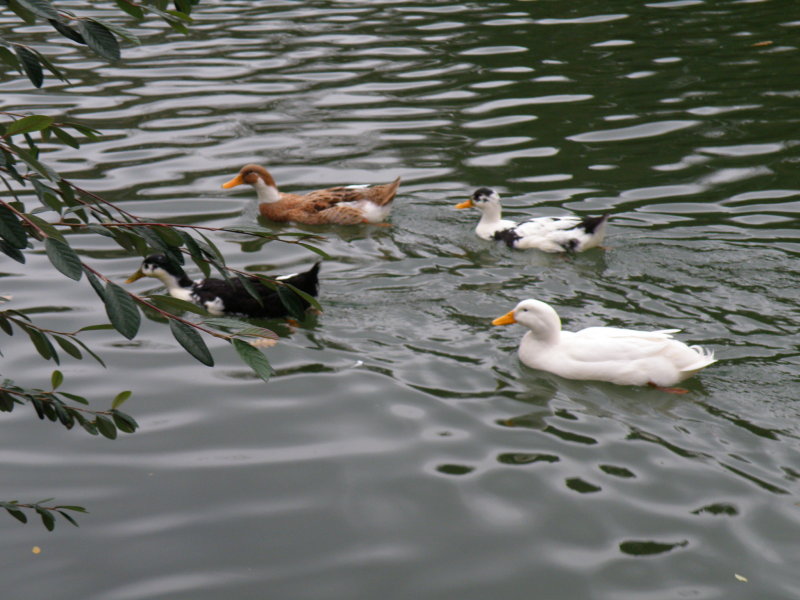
<box><xmin>154</xmin><ymin>271</ymin><xmax>194</xmax><ymax>299</ymax></box>
<box><xmin>476</xmin><ymin>203</ymin><xmax>507</xmax><ymax>237</ymax></box>
<box><xmin>478</xmin><ymin>203</ymin><xmax>503</xmax><ymax>227</ymax></box>
<box><xmin>254</xmin><ymin>178</ymin><xmax>280</xmax><ymax>204</ymax></box>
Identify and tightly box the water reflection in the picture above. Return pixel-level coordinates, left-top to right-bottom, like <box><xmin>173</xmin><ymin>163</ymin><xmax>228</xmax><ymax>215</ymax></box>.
<box><xmin>2</xmin><ymin>0</ymin><xmax>800</xmax><ymax>599</ymax></box>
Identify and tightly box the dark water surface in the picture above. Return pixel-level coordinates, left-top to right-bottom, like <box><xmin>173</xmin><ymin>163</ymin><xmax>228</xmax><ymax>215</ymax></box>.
<box><xmin>2</xmin><ymin>1</ymin><xmax>800</xmax><ymax>598</ymax></box>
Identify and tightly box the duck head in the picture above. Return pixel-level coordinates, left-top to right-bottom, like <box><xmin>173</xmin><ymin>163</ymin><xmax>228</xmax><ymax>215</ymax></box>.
<box><xmin>493</xmin><ymin>299</ymin><xmax>562</xmax><ymax>344</ymax></box>
<box><xmin>455</xmin><ymin>187</ymin><xmax>501</xmax><ymax>210</ymax></box>
<box><xmin>221</xmin><ymin>164</ymin><xmax>280</xmax><ymax>203</ymax></box>
<box><xmin>125</xmin><ymin>254</ymin><xmax>193</xmax><ymax>290</ymax></box>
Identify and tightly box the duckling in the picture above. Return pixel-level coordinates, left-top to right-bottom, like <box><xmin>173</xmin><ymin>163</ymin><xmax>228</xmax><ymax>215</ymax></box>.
<box><xmin>493</xmin><ymin>299</ymin><xmax>716</xmax><ymax>392</ymax></box>
<box><xmin>125</xmin><ymin>254</ymin><xmax>320</xmax><ymax>318</ymax></box>
<box><xmin>222</xmin><ymin>164</ymin><xmax>401</xmax><ymax>225</ymax></box>
<box><xmin>456</xmin><ymin>187</ymin><xmax>609</xmax><ymax>252</ymax></box>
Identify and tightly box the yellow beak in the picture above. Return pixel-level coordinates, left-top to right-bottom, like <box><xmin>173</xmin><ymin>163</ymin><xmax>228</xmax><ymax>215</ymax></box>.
<box><xmin>492</xmin><ymin>310</ymin><xmax>517</xmax><ymax>326</ymax></box>
<box><xmin>125</xmin><ymin>269</ymin><xmax>145</xmax><ymax>284</ymax></box>
<box><xmin>221</xmin><ymin>173</ymin><xmax>244</xmax><ymax>189</ymax></box>
<box><xmin>455</xmin><ymin>199</ymin><xmax>473</xmax><ymax>209</ymax></box>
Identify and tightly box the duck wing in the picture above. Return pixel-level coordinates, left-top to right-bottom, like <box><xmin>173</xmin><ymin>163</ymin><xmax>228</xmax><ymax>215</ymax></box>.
<box><xmin>562</xmin><ymin>328</ymin><xmax>676</xmax><ymax>363</ymax></box>
<box><xmin>285</xmin><ymin>177</ymin><xmax>401</xmax><ymax>209</ymax></box>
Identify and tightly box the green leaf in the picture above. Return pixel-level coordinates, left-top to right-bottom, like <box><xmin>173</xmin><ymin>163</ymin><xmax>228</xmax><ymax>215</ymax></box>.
<box><xmin>12</xmin><ymin>43</ymin><xmax>43</xmax><ymax>88</ymax></box>
<box><xmin>178</xmin><ymin>231</ymin><xmax>210</xmax><ymax>277</ymax></box>
<box><xmin>31</xmin><ymin>179</ymin><xmax>62</xmax><ymax>212</ymax></box>
<box><xmin>56</xmin><ymin>505</ymin><xmax>87</xmax><ymax>513</ymax></box>
<box><xmin>0</xmin><ymin>46</ymin><xmax>18</xmax><ymax>68</ymax></box>
<box><xmin>153</xmin><ymin>225</ymin><xmax>184</xmax><ymax>248</ymax></box>
<box><xmin>104</xmin><ymin>282</ymin><xmax>140</xmax><ymax>339</ymax></box>
<box><xmin>0</xmin><ymin>204</ymin><xmax>28</xmax><ymax>249</ymax></box>
<box><xmin>94</xmin><ymin>415</ymin><xmax>117</xmax><ymax>439</ymax></box>
<box><xmin>5</xmin><ymin>507</ymin><xmax>27</xmax><ymax>524</ymax></box>
<box><xmin>9</xmin><ymin>142</ymin><xmax>58</xmax><ymax>181</ymax></box>
<box><xmin>16</xmin><ymin>0</ymin><xmax>59</xmax><ymax>20</ymax></box>
<box><xmin>111</xmin><ymin>390</ymin><xmax>131</xmax><ymax>410</ymax></box>
<box><xmin>56</xmin><ymin>510</ymin><xmax>79</xmax><ymax>527</ymax></box>
<box><xmin>50</xmin><ymin>126</ymin><xmax>80</xmax><ymax>149</ymax></box>
<box><xmin>237</xmin><ymin>274</ymin><xmax>267</xmax><ymax>306</ymax></box>
<box><xmin>148</xmin><ymin>294</ymin><xmax>207</xmax><ymax>316</ymax></box>
<box><xmin>7</xmin><ymin>0</ymin><xmax>36</xmax><ymax>24</ymax></box>
<box><xmin>232</xmin><ymin>338</ymin><xmax>273</xmax><ymax>382</ymax></box>
<box><xmin>44</xmin><ymin>237</ymin><xmax>83</xmax><ymax>281</ymax></box>
<box><xmin>5</xmin><ymin>115</ymin><xmax>54</xmax><ymax>136</ymax></box>
<box><xmin>53</xmin><ymin>336</ymin><xmax>82</xmax><ymax>360</ymax></box>
<box><xmin>58</xmin><ymin>391</ymin><xmax>89</xmax><ymax>406</ymax></box>
<box><xmin>94</xmin><ymin>18</ymin><xmax>140</xmax><ymax>46</ymax></box>
<box><xmin>48</xmin><ymin>19</ymin><xmax>86</xmax><ymax>45</ymax></box>
<box><xmin>202</xmin><ymin>316</ymin><xmax>252</xmax><ymax>331</ymax></box>
<box><xmin>277</xmin><ymin>286</ymin><xmax>307</xmax><ymax>320</ymax></box>
<box><xmin>111</xmin><ymin>409</ymin><xmax>138</xmax><ymax>433</ymax></box>
<box><xmin>28</xmin><ymin>46</ymin><xmax>68</xmax><ymax>84</ymax></box>
<box><xmin>35</xmin><ymin>506</ymin><xmax>55</xmax><ymax>531</ymax></box>
<box><xmin>77</xmin><ymin>19</ymin><xmax>120</xmax><ymax>61</ymax></box>
<box><xmin>50</xmin><ymin>369</ymin><xmax>63</xmax><ymax>390</ymax></box>
<box><xmin>169</xmin><ymin>318</ymin><xmax>214</xmax><ymax>366</ymax></box>
<box><xmin>114</xmin><ymin>0</ymin><xmax>144</xmax><ymax>19</ymax></box>
<box><xmin>297</xmin><ymin>242</ymin><xmax>331</xmax><ymax>259</ymax></box>
<box><xmin>0</xmin><ymin>315</ymin><xmax>12</xmax><ymax>335</ymax></box>
<box><xmin>137</xmin><ymin>226</ymin><xmax>169</xmax><ymax>254</ymax></box>
<box><xmin>0</xmin><ymin>240</ymin><xmax>25</xmax><ymax>263</ymax></box>
<box><xmin>83</xmin><ymin>268</ymin><xmax>106</xmax><ymax>301</ymax></box>
<box><xmin>285</xmin><ymin>281</ymin><xmax>322</xmax><ymax>313</ymax></box>
<box><xmin>67</xmin><ymin>123</ymin><xmax>100</xmax><ymax>138</ymax></box>
<box><xmin>26</xmin><ymin>327</ymin><xmax>57</xmax><ymax>362</ymax></box>
<box><xmin>53</xmin><ymin>402</ymin><xmax>73</xmax><ymax>428</ymax></box>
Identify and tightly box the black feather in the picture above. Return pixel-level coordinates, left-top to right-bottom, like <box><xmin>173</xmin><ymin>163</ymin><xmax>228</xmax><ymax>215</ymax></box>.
<box><xmin>492</xmin><ymin>227</ymin><xmax>521</xmax><ymax>248</ymax></box>
<box><xmin>139</xmin><ymin>254</ymin><xmax>320</xmax><ymax>318</ymax></box>
<box><xmin>579</xmin><ymin>213</ymin><xmax>610</xmax><ymax>234</ymax></box>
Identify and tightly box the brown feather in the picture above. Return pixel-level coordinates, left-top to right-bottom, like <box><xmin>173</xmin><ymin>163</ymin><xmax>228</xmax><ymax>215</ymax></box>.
<box><xmin>224</xmin><ymin>164</ymin><xmax>400</xmax><ymax>225</ymax></box>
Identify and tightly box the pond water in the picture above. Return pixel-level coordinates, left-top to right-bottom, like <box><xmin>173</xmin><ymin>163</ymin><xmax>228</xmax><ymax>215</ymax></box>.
<box><xmin>2</xmin><ymin>1</ymin><xmax>800</xmax><ymax>598</ymax></box>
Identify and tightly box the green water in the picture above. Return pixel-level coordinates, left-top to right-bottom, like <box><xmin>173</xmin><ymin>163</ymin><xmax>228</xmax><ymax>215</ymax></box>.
<box><xmin>2</xmin><ymin>1</ymin><xmax>799</xmax><ymax>599</ymax></box>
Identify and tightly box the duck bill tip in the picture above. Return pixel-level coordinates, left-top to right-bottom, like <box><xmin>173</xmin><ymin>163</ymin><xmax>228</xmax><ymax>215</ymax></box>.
<box><xmin>124</xmin><ymin>270</ymin><xmax>144</xmax><ymax>284</ymax></box>
<box><xmin>455</xmin><ymin>200</ymin><xmax>472</xmax><ymax>209</ymax></box>
<box><xmin>492</xmin><ymin>311</ymin><xmax>516</xmax><ymax>326</ymax></box>
<box><xmin>221</xmin><ymin>174</ymin><xmax>244</xmax><ymax>189</ymax></box>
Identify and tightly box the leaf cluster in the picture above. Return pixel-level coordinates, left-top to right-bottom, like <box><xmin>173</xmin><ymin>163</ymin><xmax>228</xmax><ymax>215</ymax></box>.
<box><xmin>1</xmin><ymin>0</ymin><xmax>327</xmax><ymax>531</ymax></box>
<box><xmin>0</xmin><ymin>370</ymin><xmax>138</xmax><ymax>438</ymax></box>
<box><xmin>1</xmin><ymin>0</ymin><xmax>200</xmax><ymax>87</ymax></box>
<box><xmin>1</xmin><ymin>499</ymin><xmax>87</xmax><ymax>531</ymax></box>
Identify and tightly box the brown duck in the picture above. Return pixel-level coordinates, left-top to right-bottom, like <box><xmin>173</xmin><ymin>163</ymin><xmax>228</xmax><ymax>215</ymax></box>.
<box><xmin>221</xmin><ymin>164</ymin><xmax>401</xmax><ymax>225</ymax></box>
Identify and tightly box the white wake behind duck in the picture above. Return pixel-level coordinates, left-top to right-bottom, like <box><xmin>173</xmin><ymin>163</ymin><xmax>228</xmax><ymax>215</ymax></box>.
<box><xmin>492</xmin><ymin>299</ymin><xmax>716</xmax><ymax>392</ymax></box>
<box><xmin>456</xmin><ymin>187</ymin><xmax>609</xmax><ymax>252</ymax></box>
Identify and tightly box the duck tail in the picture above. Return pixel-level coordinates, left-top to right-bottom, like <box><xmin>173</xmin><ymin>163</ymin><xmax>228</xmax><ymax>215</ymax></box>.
<box><xmin>682</xmin><ymin>345</ymin><xmax>717</xmax><ymax>375</ymax></box>
<box><xmin>580</xmin><ymin>213</ymin><xmax>610</xmax><ymax>235</ymax></box>
<box><xmin>373</xmin><ymin>176</ymin><xmax>401</xmax><ymax>206</ymax></box>
<box><xmin>289</xmin><ymin>261</ymin><xmax>321</xmax><ymax>297</ymax></box>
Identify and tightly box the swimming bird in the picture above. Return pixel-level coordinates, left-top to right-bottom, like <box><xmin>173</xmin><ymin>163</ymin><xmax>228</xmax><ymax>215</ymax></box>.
<box><xmin>221</xmin><ymin>164</ymin><xmax>401</xmax><ymax>225</ymax></box>
<box><xmin>456</xmin><ymin>187</ymin><xmax>609</xmax><ymax>252</ymax></box>
<box><xmin>125</xmin><ymin>254</ymin><xmax>320</xmax><ymax>319</ymax></box>
<box><xmin>492</xmin><ymin>299</ymin><xmax>716</xmax><ymax>392</ymax></box>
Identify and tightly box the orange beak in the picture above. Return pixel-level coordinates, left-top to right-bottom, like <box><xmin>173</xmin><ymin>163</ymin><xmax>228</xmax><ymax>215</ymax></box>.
<box><xmin>221</xmin><ymin>173</ymin><xmax>244</xmax><ymax>189</ymax></box>
<box><xmin>492</xmin><ymin>310</ymin><xmax>516</xmax><ymax>326</ymax></box>
<box><xmin>125</xmin><ymin>269</ymin><xmax>145</xmax><ymax>284</ymax></box>
<box><xmin>455</xmin><ymin>199</ymin><xmax>473</xmax><ymax>209</ymax></box>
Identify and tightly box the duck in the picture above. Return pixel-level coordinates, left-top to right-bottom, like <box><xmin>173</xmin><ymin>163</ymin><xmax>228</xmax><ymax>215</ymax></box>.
<box><xmin>221</xmin><ymin>164</ymin><xmax>401</xmax><ymax>225</ymax></box>
<box><xmin>125</xmin><ymin>254</ymin><xmax>320</xmax><ymax>319</ymax></box>
<box><xmin>456</xmin><ymin>187</ymin><xmax>609</xmax><ymax>252</ymax></box>
<box><xmin>492</xmin><ymin>299</ymin><xmax>716</xmax><ymax>392</ymax></box>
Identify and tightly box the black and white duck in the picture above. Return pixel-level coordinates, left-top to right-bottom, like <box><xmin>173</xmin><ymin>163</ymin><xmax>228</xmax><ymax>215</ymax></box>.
<box><xmin>125</xmin><ymin>254</ymin><xmax>320</xmax><ymax>318</ymax></box>
<box><xmin>456</xmin><ymin>187</ymin><xmax>609</xmax><ymax>252</ymax></box>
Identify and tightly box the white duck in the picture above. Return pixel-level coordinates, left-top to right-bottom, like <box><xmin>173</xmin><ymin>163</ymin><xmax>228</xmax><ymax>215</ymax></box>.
<box><xmin>456</xmin><ymin>187</ymin><xmax>609</xmax><ymax>252</ymax></box>
<box><xmin>492</xmin><ymin>299</ymin><xmax>716</xmax><ymax>392</ymax></box>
